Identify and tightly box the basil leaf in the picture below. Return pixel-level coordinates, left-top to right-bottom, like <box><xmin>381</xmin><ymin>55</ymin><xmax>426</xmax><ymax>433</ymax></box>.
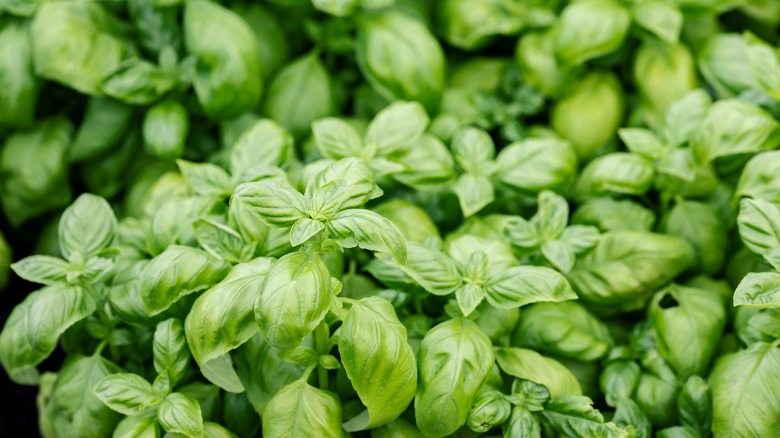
<box><xmin>311</xmin><ymin>157</ymin><xmax>382</xmax><ymax>215</ymax></box>
<box><xmin>184</xmin><ymin>0</ymin><xmax>262</xmax><ymax>120</ymax></box>
<box><xmin>678</xmin><ymin>376</ymin><xmax>712</xmax><ymax>436</ymax></box>
<box><xmin>554</xmin><ymin>0</ymin><xmax>631</xmax><ymax>66</ymax></box>
<box><xmin>575</xmin><ymin>153</ymin><xmax>655</xmax><ymax>200</ymax></box>
<box><xmin>710</xmin><ymin>341</ymin><xmax>780</xmax><ymax>437</ymax></box>
<box><xmin>366</xmin><ymin>101</ymin><xmax>429</xmax><ymax>156</ymax></box>
<box><xmin>58</xmin><ymin>193</ymin><xmax>117</xmax><ymax>263</ymax></box>
<box><xmin>177</xmin><ymin>160</ymin><xmax>232</xmax><ymax>198</ymax></box>
<box><xmin>567</xmin><ymin>231</ymin><xmax>696</xmax><ymax>314</ymax></box>
<box><xmin>648</xmin><ymin>284</ymin><xmax>726</xmax><ymax>379</ymax></box>
<box><xmin>153</xmin><ymin>318</ymin><xmax>191</xmax><ymax>385</ymax></box>
<box><xmin>733</xmin><ymin>272</ymin><xmax>780</xmax><ymax>308</ymax></box>
<box><xmin>157</xmin><ymin>392</ymin><xmax>204</xmax><ymax>438</ymax></box>
<box><xmin>512</xmin><ymin>301</ymin><xmax>613</xmax><ymax>362</ymax></box>
<box><xmin>93</xmin><ymin>373</ymin><xmax>163</xmax><ymax>415</ymax></box>
<box><xmin>112</xmin><ymin>409</ymin><xmax>159</xmax><ymax>438</ymax></box>
<box><xmin>42</xmin><ymin>354</ymin><xmax>122</xmax><ymax>437</ymax></box>
<box><xmin>503</xmin><ymin>406</ymin><xmax>541</xmax><ymax>438</ymax></box>
<box><xmin>193</xmin><ymin>219</ymin><xmax>249</xmax><ymax>263</ymax></box>
<box><xmin>495</xmin><ymin>347</ymin><xmax>582</xmax><ymax>398</ymax></box>
<box><xmin>389</xmin><ymin>243</ymin><xmax>461</xmax><ymax>296</ymax></box>
<box><xmin>631</xmin><ymin>0</ymin><xmax>683</xmax><ymax>44</ymax></box>
<box><xmin>263</xmin><ymin>51</ymin><xmax>335</xmax><ymax>138</ymax></box>
<box><xmin>415</xmin><ymin>318</ymin><xmax>494</xmax><ymax>437</ymax></box>
<box><xmin>185</xmin><ymin>258</ymin><xmax>272</xmax><ymax>366</ymax></box>
<box><xmin>736</xmin><ymin>151</ymin><xmax>780</xmax><ymax>204</ymax></box>
<box><xmin>232</xmin><ymin>180</ymin><xmax>307</xmax><ymax>228</ymax></box>
<box><xmin>233</xmin><ymin>333</ymin><xmax>305</xmax><ymax>414</ymax></box>
<box><xmin>0</xmin><ymin>285</ymin><xmax>95</xmax><ymax>384</ymax></box>
<box><xmin>737</xmin><ymin>197</ymin><xmax>780</xmax><ymax>256</ymax></box>
<box><xmin>484</xmin><ymin>266</ymin><xmax>577</xmax><ymax>309</ymax></box>
<box><xmin>230</xmin><ymin>119</ymin><xmax>293</xmax><ymax>178</ymax></box>
<box><xmin>10</xmin><ymin>255</ymin><xmax>70</xmax><ymax>286</ymax></box>
<box><xmin>262</xmin><ymin>379</ymin><xmax>343</xmax><ymax>437</ymax></box>
<box><xmin>326</xmin><ymin>209</ymin><xmax>407</xmax><ymax>262</ymax></box>
<box><xmin>356</xmin><ymin>10</ymin><xmax>445</xmax><ymax>113</ymax></box>
<box><xmin>495</xmin><ymin>137</ymin><xmax>579</xmax><ymax>195</ymax></box>
<box><xmin>339</xmin><ymin>297</ymin><xmax>417</xmax><ymax>430</ymax></box>
<box><xmin>255</xmin><ymin>252</ymin><xmax>333</xmax><ymax>350</ymax></box>
<box><xmin>454</xmin><ymin>173</ymin><xmax>495</xmax><ymax>217</ymax></box>
<box><xmin>147</xmin><ymin>196</ymin><xmax>224</xmax><ymax>256</ymax></box>
<box><xmin>312</xmin><ymin>118</ymin><xmax>364</xmax><ymax>160</ymax></box>
<box><xmin>140</xmin><ymin>245</ymin><xmax>231</xmax><ymax>316</ymax></box>
<box><xmin>541</xmin><ymin>394</ymin><xmax>626</xmax><ymax>437</ymax></box>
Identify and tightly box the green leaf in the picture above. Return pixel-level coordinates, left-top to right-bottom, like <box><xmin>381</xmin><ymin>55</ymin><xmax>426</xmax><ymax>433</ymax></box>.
<box><xmin>541</xmin><ymin>394</ymin><xmax>625</xmax><ymax>437</ymax></box>
<box><xmin>567</xmin><ymin>231</ymin><xmax>696</xmax><ymax>314</ymax></box>
<box><xmin>631</xmin><ymin>0</ymin><xmax>683</xmax><ymax>44</ymax></box>
<box><xmin>59</xmin><ymin>193</ymin><xmax>116</xmax><ymax>263</ymax></box>
<box><xmin>200</xmin><ymin>353</ymin><xmax>245</xmax><ymax>393</ymax></box>
<box><xmin>456</xmin><ymin>284</ymin><xmax>486</xmax><ymax>317</ymax></box>
<box><xmin>10</xmin><ymin>255</ymin><xmax>70</xmax><ymax>286</ymax></box>
<box><xmin>454</xmin><ymin>173</ymin><xmax>495</xmax><ymax>217</ymax></box>
<box><xmin>510</xmin><ymin>380</ymin><xmax>551</xmax><ymax>411</ymax></box>
<box><xmin>231</xmin><ymin>180</ymin><xmax>307</xmax><ymax>228</ymax></box>
<box><xmin>388</xmin><ymin>243</ymin><xmax>461</xmax><ymax>296</ymax></box>
<box><xmin>157</xmin><ymin>392</ymin><xmax>204</xmax><ymax>438</ymax></box>
<box><xmin>744</xmin><ymin>32</ymin><xmax>780</xmax><ymax>101</ymax></box>
<box><xmin>264</xmin><ymin>51</ymin><xmax>334</xmax><ymax>138</ymax></box>
<box><xmin>485</xmin><ymin>266</ymin><xmax>577</xmax><ymax>309</ymax></box>
<box><xmin>467</xmin><ymin>389</ymin><xmax>512</xmax><ymax>433</ymax></box>
<box><xmin>512</xmin><ymin>301</ymin><xmax>613</xmax><ymax>362</ymax></box>
<box><xmin>662</xmin><ymin>89</ymin><xmax>712</xmax><ymax>146</ymax></box>
<box><xmin>93</xmin><ymin>373</ymin><xmax>162</xmax><ymax>416</ymax></box>
<box><xmin>193</xmin><ymin>219</ymin><xmax>248</xmax><ymax>263</ymax></box>
<box><xmin>100</xmin><ymin>58</ymin><xmax>174</xmax><ymax>105</ymax></box>
<box><xmin>312</xmin><ymin>118</ymin><xmax>364</xmax><ymax>160</ymax></box>
<box><xmin>185</xmin><ymin>258</ymin><xmax>272</xmax><ymax>367</ymax></box>
<box><xmin>495</xmin><ymin>137</ymin><xmax>579</xmax><ymax>195</ymax></box>
<box><xmin>262</xmin><ymin>379</ymin><xmax>343</xmax><ymax>438</ymax></box>
<box><xmin>312</xmin><ymin>0</ymin><xmax>359</xmax><ymax>17</ymax></box>
<box><xmin>31</xmin><ymin>2</ymin><xmax>130</xmax><ymax>95</ymax></box>
<box><xmin>575</xmin><ymin>153</ymin><xmax>655</xmax><ymax>200</ymax></box>
<box><xmin>503</xmin><ymin>407</ymin><xmax>541</xmax><ymax>438</ymax></box>
<box><xmin>153</xmin><ymin>318</ymin><xmax>190</xmax><ymax>385</ymax></box>
<box><xmin>356</xmin><ymin>10</ymin><xmax>445</xmax><ymax>113</ymax></box>
<box><xmin>326</xmin><ymin>209</ymin><xmax>407</xmax><ymax>262</ymax></box>
<box><xmin>618</xmin><ymin>127</ymin><xmax>665</xmax><ymax>160</ymax></box>
<box><xmin>737</xmin><ymin>197</ymin><xmax>780</xmax><ymax>256</ymax></box>
<box><xmin>541</xmin><ymin>240</ymin><xmax>575</xmax><ymax>273</ymax></box>
<box><xmin>42</xmin><ymin>354</ymin><xmax>123</xmax><ymax>437</ymax></box>
<box><xmin>572</xmin><ymin>198</ymin><xmax>656</xmax><ymax>232</ymax></box>
<box><xmin>678</xmin><ymin>376</ymin><xmax>712</xmax><ymax>436</ymax></box>
<box><xmin>366</xmin><ymin>101</ymin><xmax>429</xmax><ymax>156</ymax></box>
<box><xmin>660</xmin><ymin>200</ymin><xmax>727</xmax><ymax>274</ymax></box>
<box><xmin>0</xmin><ymin>117</ymin><xmax>72</xmax><ymax>226</ymax></box>
<box><xmin>339</xmin><ymin>297</ymin><xmax>417</xmax><ymax>431</ymax></box>
<box><xmin>534</xmin><ymin>190</ymin><xmax>569</xmax><ymax>240</ymax></box>
<box><xmin>70</xmin><ymin>97</ymin><xmax>134</xmax><ymax>163</ymax></box>
<box><xmin>554</xmin><ymin>0</ymin><xmax>631</xmax><ymax>66</ymax></box>
<box><xmin>734</xmin><ymin>272</ymin><xmax>780</xmax><ymax>308</ymax></box>
<box><xmin>112</xmin><ymin>409</ymin><xmax>160</xmax><ymax>438</ymax></box>
<box><xmin>233</xmin><ymin>333</ymin><xmax>305</xmax><ymax>414</ymax></box>
<box><xmin>560</xmin><ymin>225</ymin><xmax>600</xmax><ymax>253</ymax></box>
<box><xmin>143</xmin><ymin>100</ymin><xmax>189</xmax><ymax>160</ymax></box>
<box><xmin>140</xmin><ymin>246</ymin><xmax>232</xmax><ymax>316</ymax></box>
<box><xmin>415</xmin><ymin>318</ymin><xmax>494</xmax><ymax>438</ymax></box>
<box><xmin>648</xmin><ymin>284</ymin><xmax>726</xmax><ymax>379</ymax></box>
<box><xmin>309</xmin><ymin>157</ymin><xmax>382</xmax><ymax>216</ymax></box>
<box><xmin>691</xmin><ymin>99</ymin><xmax>780</xmax><ymax>164</ymax></box>
<box><xmin>764</xmin><ymin>248</ymin><xmax>780</xmax><ymax>272</ymax></box>
<box><xmin>147</xmin><ymin>196</ymin><xmax>223</xmax><ymax>256</ymax></box>
<box><xmin>0</xmin><ymin>285</ymin><xmax>95</xmax><ymax>384</ymax></box>
<box><xmin>451</xmin><ymin>127</ymin><xmax>496</xmax><ymax>174</ymax></box>
<box><xmin>290</xmin><ymin>218</ymin><xmax>325</xmax><ymax>247</ymax></box>
<box><xmin>176</xmin><ymin>160</ymin><xmax>232</xmax><ymax>198</ymax></box>
<box><xmin>613</xmin><ymin>398</ymin><xmax>651</xmax><ymax>438</ymax></box>
<box><xmin>228</xmin><ymin>118</ymin><xmax>292</xmax><ymax>178</ymax></box>
<box><xmin>736</xmin><ymin>151</ymin><xmax>780</xmax><ymax>204</ymax></box>
<box><xmin>255</xmin><ymin>252</ymin><xmax>333</xmax><ymax>350</ymax></box>
<box><xmin>495</xmin><ymin>348</ymin><xmax>582</xmax><ymax>398</ymax></box>
<box><xmin>184</xmin><ymin>0</ymin><xmax>262</xmax><ymax>120</ymax></box>
<box><xmin>710</xmin><ymin>340</ymin><xmax>780</xmax><ymax>437</ymax></box>
<box><xmin>600</xmin><ymin>360</ymin><xmax>641</xmax><ymax>407</ymax></box>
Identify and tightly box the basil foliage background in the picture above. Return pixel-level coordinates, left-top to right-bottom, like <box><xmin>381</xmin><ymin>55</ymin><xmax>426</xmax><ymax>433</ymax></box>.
<box><xmin>0</xmin><ymin>0</ymin><xmax>779</xmax><ymax>437</ymax></box>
